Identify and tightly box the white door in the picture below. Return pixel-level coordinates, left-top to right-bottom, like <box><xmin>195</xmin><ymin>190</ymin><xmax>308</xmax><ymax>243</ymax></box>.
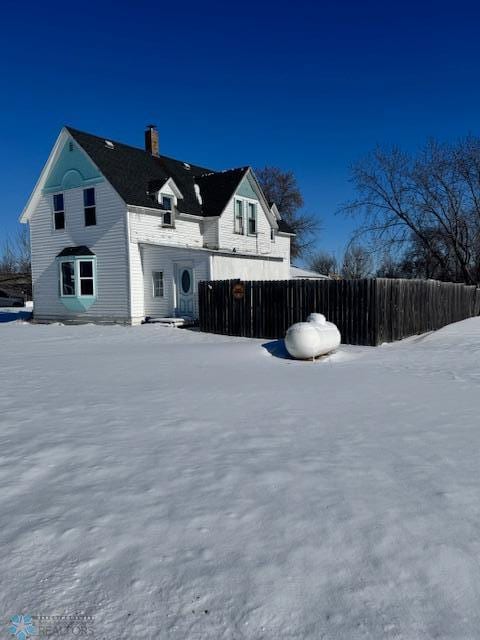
<box><xmin>176</xmin><ymin>265</ymin><xmax>194</xmax><ymax>316</ymax></box>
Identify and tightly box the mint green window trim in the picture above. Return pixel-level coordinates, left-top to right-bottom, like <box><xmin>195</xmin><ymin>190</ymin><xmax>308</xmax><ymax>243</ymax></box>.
<box><xmin>57</xmin><ymin>256</ymin><xmax>97</xmax><ymax>311</ymax></box>
<box><xmin>43</xmin><ymin>139</ymin><xmax>103</xmax><ymax>194</ymax></box>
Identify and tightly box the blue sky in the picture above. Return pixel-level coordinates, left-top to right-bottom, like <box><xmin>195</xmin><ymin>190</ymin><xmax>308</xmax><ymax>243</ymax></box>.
<box><xmin>2</xmin><ymin>0</ymin><xmax>480</xmax><ymax>261</ymax></box>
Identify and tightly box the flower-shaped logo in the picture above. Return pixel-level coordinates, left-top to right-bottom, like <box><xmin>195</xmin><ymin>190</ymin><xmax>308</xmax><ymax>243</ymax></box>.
<box><xmin>8</xmin><ymin>615</ymin><xmax>37</xmax><ymax>640</ymax></box>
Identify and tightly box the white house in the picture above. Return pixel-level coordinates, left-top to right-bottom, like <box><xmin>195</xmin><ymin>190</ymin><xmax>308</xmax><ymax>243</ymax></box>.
<box><xmin>20</xmin><ymin>125</ymin><xmax>295</xmax><ymax>325</ymax></box>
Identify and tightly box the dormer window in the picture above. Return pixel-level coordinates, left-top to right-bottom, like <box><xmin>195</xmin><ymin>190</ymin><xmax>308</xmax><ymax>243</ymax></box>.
<box><xmin>160</xmin><ymin>194</ymin><xmax>174</xmax><ymax>227</ymax></box>
<box><xmin>161</xmin><ymin>195</ymin><xmax>172</xmax><ymax>210</ymax></box>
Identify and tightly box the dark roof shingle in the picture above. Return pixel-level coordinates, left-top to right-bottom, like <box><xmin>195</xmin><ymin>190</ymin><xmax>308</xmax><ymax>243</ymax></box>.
<box><xmin>66</xmin><ymin>127</ymin><xmax>247</xmax><ymax>218</ymax></box>
<box><xmin>57</xmin><ymin>246</ymin><xmax>95</xmax><ymax>257</ymax></box>
<box><xmin>277</xmin><ymin>219</ymin><xmax>295</xmax><ymax>234</ymax></box>
<box><xmin>65</xmin><ymin>127</ymin><xmax>295</xmax><ymax>234</ymax></box>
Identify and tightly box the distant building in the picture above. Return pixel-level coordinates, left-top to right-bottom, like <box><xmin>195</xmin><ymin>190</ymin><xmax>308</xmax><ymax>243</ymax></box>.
<box><xmin>290</xmin><ymin>266</ymin><xmax>329</xmax><ymax>280</ymax></box>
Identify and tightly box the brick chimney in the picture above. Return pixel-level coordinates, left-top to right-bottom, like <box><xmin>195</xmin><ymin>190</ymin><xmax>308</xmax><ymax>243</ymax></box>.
<box><xmin>145</xmin><ymin>124</ymin><xmax>159</xmax><ymax>157</ymax></box>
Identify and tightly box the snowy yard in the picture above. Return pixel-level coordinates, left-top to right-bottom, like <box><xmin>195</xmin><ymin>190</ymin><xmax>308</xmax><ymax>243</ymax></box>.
<box><xmin>1</xmin><ymin>318</ymin><xmax>480</xmax><ymax>639</ymax></box>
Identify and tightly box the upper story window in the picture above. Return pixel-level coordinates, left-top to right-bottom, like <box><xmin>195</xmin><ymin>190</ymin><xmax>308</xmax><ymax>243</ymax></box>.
<box><xmin>53</xmin><ymin>193</ymin><xmax>65</xmax><ymax>230</ymax></box>
<box><xmin>234</xmin><ymin>199</ymin><xmax>244</xmax><ymax>234</ymax></box>
<box><xmin>247</xmin><ymin>203</ymin><xmax>257</xmax><ymax>236</ymax></box>
<box><xmin>271</xmin><ymin>227</ymin><xmax>276</xmax><ymax>242</ymax></box>
<box><xmin>160</xmin><ymin>194</ymin><xmax>174</xmax><ymax>226</ymax></box>
<box><xmin>84</xmin><ymin>188</ymin><xmax>96</xmax><ymax>226</ymax></box>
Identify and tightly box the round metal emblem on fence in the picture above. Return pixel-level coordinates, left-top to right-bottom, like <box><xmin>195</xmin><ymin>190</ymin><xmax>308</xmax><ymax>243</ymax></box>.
<box><xmin>232</xmin><ymin>282</ymin><xmax>245</xmax><ymax>300</ymax></box>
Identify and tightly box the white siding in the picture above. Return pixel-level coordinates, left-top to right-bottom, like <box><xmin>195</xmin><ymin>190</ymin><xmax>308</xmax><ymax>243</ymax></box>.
<box><xmin>127</xmin><ymin>201</ymin><xmax>206</xmax><ymax>322</ymax></box>
<box><xmin>128</xmin><ymin>240</ymin><xmax>144</xmax><ymax>324</ymax></box>
<box><xmin>211</xmin><ymin>254</ymin><xmax>289</xmax><ymax>281</ymax></box>
<box><xmin>218</xmin><ymin>196</ymin><xmax>271</xmax><ymax>255</ymax></box>
<box><xmin>203</xmin><ymin>218</ymin><xmax>218</xmax><ymax>248</ymax></box>
<box><xmin>29</xmin><ymin>181</ymin><xmax>130</xmax><ymax>322</ymax></box>
<box><xmin>275</xmin><ymin>234</ymin><xmax>291</xmax><ymax>266</ymax></box>
<box><xmin>129</xmin><ymin>208</ymin><xmax>203</xmax><ymax>248</ymax></box>
<box><xmin>217</xmin><ymin>195</ymin><xmax>287</xmax><ymax>260</ymax></box>
<box><xmin>141</xmin><ymin>245</ymin><xmax>210</xmax><ymax>318</ymax></box>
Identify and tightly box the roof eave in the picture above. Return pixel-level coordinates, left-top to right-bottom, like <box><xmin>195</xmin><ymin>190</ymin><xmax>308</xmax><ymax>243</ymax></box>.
<box><xmin>20</xmin><ymin>127</ymin><xmax>69</xmax><ymax>223</ymax></box>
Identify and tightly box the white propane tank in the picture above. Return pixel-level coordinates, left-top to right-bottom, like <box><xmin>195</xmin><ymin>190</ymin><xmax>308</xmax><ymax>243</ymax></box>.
<box><xmin>284</xmin><ymin>314</ymin><xmax>341</xmax><ymax>360</ymax></box>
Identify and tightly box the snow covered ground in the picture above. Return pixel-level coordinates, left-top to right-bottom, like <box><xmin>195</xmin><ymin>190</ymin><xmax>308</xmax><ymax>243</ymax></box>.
<box><xmin>1</xmin><ymin>319</ymin><xmax>480</xmax><ymax>639</ymax></box>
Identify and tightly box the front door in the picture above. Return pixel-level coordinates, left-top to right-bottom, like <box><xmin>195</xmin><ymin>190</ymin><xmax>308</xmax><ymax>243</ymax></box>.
<box><xmin>176</xmin><ymin>265</ymin><xmax>194</xmax><ymax>316</ymax></box>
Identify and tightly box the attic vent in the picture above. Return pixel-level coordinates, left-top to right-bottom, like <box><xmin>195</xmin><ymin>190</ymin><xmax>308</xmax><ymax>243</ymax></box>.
<box><xmin>104</xmin><ymin>140</ymin><xmax>115</xmax><ymax>149</ymax></box>
<box><xmin>194</xmin><ymin>183</ymin><xmax>203</xmax><ymax>205</ymax></box>
<box><xmin>183</xmin><ymin>163</ymin><xmax>191</xmax><ymax>170</ymax></box>
<box><xmin>68</xmin><ymin>142</ymin><xmax>74</xmax><ymax>152</ymax></box>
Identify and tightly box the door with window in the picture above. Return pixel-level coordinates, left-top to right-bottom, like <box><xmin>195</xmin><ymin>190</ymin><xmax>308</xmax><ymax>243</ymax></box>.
<box><xmin>176</xmin><ymin>264</ymin><xmax>194</xmax><ymax>316</ymax></box>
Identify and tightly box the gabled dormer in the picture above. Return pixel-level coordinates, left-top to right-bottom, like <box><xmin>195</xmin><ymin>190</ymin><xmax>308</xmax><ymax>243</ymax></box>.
<box><xmin>146</xmin><ymin>177</ymin><xmax>183</xmax><ymax>227</ymax></box>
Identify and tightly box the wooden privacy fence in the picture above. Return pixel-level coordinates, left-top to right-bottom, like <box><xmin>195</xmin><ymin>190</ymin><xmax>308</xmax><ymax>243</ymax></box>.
<box><xmin>198</xmin><ymin>278</ymin><xmax>480</xmax><ymax>346</ymax></box>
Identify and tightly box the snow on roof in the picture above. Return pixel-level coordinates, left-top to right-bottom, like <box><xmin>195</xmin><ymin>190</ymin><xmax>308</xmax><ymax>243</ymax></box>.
<box><xmin>290</xmin><ymin>266</ymin><xmax>329</xmax><ymax>279</ymax></box>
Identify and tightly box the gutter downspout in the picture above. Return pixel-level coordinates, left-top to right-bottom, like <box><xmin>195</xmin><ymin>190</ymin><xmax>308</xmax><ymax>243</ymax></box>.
<box><xmin>125</xmin><ymin>207</ymin><xmax>134</xmax><ymax>324</ymax></box>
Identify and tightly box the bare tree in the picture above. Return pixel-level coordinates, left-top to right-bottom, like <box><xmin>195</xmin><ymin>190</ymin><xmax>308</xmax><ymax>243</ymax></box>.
<box><xmin>340</xmin><ymin>136</ymin><xmax>480</xmax><ymax>284</ymax></box>
<box><xmin>375</xmin><ymin>251</ymin><xmax>402</xmax><ymax>278</ymax></box>
<box><xmin>0</xmin><ymin>226</ymin><xmax>31</xmax><ymax>275</ymax></box>
<box><xmin>308</xmin><ymin>251</ymin><xmax>338</xmax><ymax>276</ymax></box>
<box><xmin>341</xmin><ymin>244</ymin><xmax>373</xmax><ymax>279</ymax></box>
<box><xmin>256</xmin><ymin>166</ymin><xmax>321</xmax><ymax>259</ymax></box>
<box><xmin>15</xmin><ymin>226</ymin><xmax>31</xmax><ymax>274</ymax></box>
<box><xmin>0</xmin><ymin>237</ymin><xmax>17</xmax><ymax>274</ymax></box>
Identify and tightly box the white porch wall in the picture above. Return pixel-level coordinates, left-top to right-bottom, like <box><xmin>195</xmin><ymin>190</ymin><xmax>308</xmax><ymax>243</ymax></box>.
<box><xmin>140</xmin><ymin>245</ymin><xmax>211</xmax><ymax>319</ymax></box>
<box><xmin>211</xmin><ymin>254</ymin><xmax>289</xmax><ymax>281</ymax></box>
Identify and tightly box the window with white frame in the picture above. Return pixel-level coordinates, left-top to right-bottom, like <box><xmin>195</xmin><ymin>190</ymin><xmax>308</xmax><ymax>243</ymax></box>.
<box><xmin>59</xmin><ymin>258</ymin><xmax>96</xmax><ymax>297</ymax></box>
<box><xmin>247</xmin><ymin>202</ymin><xmax>257</xmax><ymax>235</ymax></box>
<box><xmin>271</xmin><ymin>227</ymin><xmax>276</xmax><ymax>242</ymax></box>
<box><xmin>160</xmin><ymin>195</ymin><xmax>174</xmax><ymax>226</ymax></box>
<box><xmin>152</xmin><ymin>271</ymin><xmax>164</xmax><ymax>297</ymax></box>
<box><xmin>234</xmin><ymin>199</ymin><xmax>244</xmax><ymax>234</ymax></box>
<box><xmin>53</xmin><ymin>193</ymin><xmax>65</xmax><ymax>230</ymax></box>
<box><xmin>84</xmin><ymin>188</ymin><xmax>96</xmax><ymax>226</ymax></box>
<box><xmin>79</xmin><ymin>260</ymin><xmax>95</xmax><ymax>295</ymax></box>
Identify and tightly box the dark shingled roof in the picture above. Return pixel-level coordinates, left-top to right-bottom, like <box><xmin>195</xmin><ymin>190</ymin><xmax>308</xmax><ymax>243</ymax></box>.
<box><xmin>65</xmin><ymin>127</ymin><xmax>295</xmax><ymax>234</ymax></box>
<box><xmin>277</xmin><ymin>219</ymin><xmax>295</xmax><ymax>234</ymax></box>
<box><xmin>57</xmin><ymin>246</ymin><xmax>95</xmax><ymax>257</ymax></box>
<box><xmin>195</xmin><ymin>167</ymin><xmax>249</xmax><ymax>217</ymax></box>
<box><xmin>67</xmin><ymin>127</ymin><xmax>246</xmax><ymax>218</ymax></box>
